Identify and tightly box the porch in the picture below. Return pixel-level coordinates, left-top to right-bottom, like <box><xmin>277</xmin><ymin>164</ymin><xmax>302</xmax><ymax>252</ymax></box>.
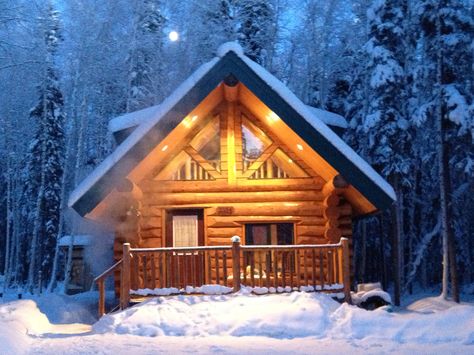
<box><xmin>95</xmin><ymin>237</ymin><xmax>351</xmax><ymax>316</ymax></box>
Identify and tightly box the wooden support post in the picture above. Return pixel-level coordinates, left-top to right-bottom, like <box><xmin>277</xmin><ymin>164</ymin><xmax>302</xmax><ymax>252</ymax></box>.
<box><xmin>98</xmin><ymin>280</ymin><xmax>105</xmax><ymax>317</ymax></box>
<box><xmin>341</xmin><ymin>238</ymin><xmax>351</xmax><ymax>304</ymax></box>
<box><xmin>231</xmin><ymin>236</ymin><xmax>241</xmax><ymax>292</ymax></box>
<box><xmin>120</xmin><ymin>243</ymin><xmax>131</xmax><ymax>310</ymax></box>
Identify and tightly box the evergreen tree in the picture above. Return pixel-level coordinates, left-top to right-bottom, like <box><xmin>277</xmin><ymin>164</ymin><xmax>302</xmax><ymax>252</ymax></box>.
<box><xmin>363</xmin><ymin>0</ymin><xmax>412</xmax><ymax>305</ymax></box>
<box><xmin>25</xmin><ymin>3</ymin><xmax>65</xmax><ymax>292</ymax></box>
<box><xmin>417</xmin><ymin>0</ymin><xmax>474</xmax><ymax>302</ymax></box>
<box><xmin>238</xmin><ymin>0</ymin><xmax>275</xmax><ymax>65</ymax></box>
<box><xmin>126</xmin><ymin>0</ymin><xmax>166</xmax><ymax>112</ymax></box>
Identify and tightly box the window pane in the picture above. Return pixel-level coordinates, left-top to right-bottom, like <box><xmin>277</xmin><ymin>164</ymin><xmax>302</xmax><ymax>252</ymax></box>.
<box><xmin>173</xmin><ymin>215</ymin><xmax>198</xmax><ymax>247</ymax></box>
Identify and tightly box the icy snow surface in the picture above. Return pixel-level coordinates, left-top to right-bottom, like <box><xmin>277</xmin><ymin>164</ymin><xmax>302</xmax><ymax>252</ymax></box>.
<box><xmin>73</xmin><ymin>42</ymin><xmax>394</xmax><ymax>211</ymax></box>
<box><xmin>1</xmin><ymin>291</ymin><xmax>474</xmax><ymax>354</ymax></box>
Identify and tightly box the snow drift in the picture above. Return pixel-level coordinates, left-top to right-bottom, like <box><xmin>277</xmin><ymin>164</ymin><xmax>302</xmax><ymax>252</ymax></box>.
<box><xmin>94</xmin><ymin>292</ymin><xmax>474</xmax><ymax>345</ymax></box>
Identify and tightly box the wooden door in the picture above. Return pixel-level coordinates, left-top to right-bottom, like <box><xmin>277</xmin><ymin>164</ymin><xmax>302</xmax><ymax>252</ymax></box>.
<box><xmin>166</xmin><ymin>209</ymin><xmax>204</xmax><ymax>288</ymax></box>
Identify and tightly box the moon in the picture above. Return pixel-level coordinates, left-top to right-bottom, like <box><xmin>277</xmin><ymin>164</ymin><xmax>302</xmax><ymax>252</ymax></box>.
<box><xmin>169</xmin><ymin>31</ymin><xmax>179</xmax><ymax>42</ymax></box>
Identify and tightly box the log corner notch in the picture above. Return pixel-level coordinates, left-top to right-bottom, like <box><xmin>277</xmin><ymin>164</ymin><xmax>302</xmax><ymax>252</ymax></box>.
<box><xmin>322</xmin><ymin>175</ymin><xmax>349</xmax><ymax>243</ymax></box>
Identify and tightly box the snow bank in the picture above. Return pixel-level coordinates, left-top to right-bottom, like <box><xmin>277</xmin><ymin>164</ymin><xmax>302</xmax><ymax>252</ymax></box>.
<box><xmin>0</xmin><ymin>300</ymin><xmax>51</xmax><ymax>354</ymax></box>
<box><xmin>94</xmin><ymin>293</ymin><xmax>339</xmax><ymax>338</ymax></box>
<box><xmin>330</xmin><ymin>302</ymin><xmax>474</xmax><ymax>345</ymax></box>
<box><xmin>94</xmin><ymin>292</ymin><xmax>474</xmax><ymax>345</ymax></box>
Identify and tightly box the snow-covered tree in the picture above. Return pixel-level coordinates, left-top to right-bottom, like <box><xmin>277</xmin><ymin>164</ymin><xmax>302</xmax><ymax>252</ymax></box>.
<box><xmin>416</xmin><ymin>0</ymin><xmax>474</xmax><ymax>302</ymax></box>
<box><xmin>126</xmin><ymin>0</ymin><xmax>166</xmax><ymax>112</ymax></box>
<box><xmin>24</xmin><ymin>3</ymin><xmax>65</xmax><ymax>292</ymax></box>
<box><xmin>238</xmin><ymin>0</ymin><xmax>275</xmax><ymax>65</ymax></box>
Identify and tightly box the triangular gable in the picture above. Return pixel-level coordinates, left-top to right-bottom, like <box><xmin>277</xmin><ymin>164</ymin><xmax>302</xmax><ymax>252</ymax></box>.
<box><xmin>69</xmin><ymin>42</ymin><xmax>395</xmax><ymax>216</ymax></box>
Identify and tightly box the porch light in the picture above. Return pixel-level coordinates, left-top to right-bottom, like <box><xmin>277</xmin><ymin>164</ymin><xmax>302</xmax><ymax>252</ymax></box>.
<box><xmin>191</xmin><ymin>115</ymin><xmax>198</xmax><ymax>122</ymax></box>
<box><xmin>266</xmin><ymin>111</ymin><xmax>279</xmax><ymax>123</ymax></box>
<box><xmin>288</xmin><ymin>159</ymin><xmax>293</xmax><ymax>163</ymax></box>
<box><xmin>297</xmin><ymin>144</ymin><xmax>303</xmax><ymax>151</ymax></box>
<box><xmin>161</xmin><ymin>145</ymin><xmax>168</xmax><ymax>152</ymax></box>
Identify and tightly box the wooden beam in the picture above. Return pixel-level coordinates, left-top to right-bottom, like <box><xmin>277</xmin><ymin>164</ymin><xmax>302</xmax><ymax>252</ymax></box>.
<box><xmin>240</xmin><ymin>143</ymin><xmax>279</xmax><ymax>178</ymax></box>
<box><xmin>184</xmin><ymin>146</ymin><xmax>223</xmax><ymax>179</ymax></box>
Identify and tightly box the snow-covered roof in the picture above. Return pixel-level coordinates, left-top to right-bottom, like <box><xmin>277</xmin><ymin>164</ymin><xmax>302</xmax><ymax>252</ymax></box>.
<box><xmin>58</xmin><ymin>235</ymin><xmax>92</xmax><ymax>247</ymax></box>
<box><xmin>305</xmin><ymin>106</ymin><xmax>347</xmax><ymax>128</ymax></box>
<box><xmin>69</xmin><ymin>42</ymin><xmax>395</xmax><ymax>216</ymax></box>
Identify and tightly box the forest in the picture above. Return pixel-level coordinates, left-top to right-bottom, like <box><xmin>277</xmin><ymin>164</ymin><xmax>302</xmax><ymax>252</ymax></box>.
<box><xmin>0</xmin><ymin>0</ymin><xmax>472</xmax><ymax>305</ymax></box>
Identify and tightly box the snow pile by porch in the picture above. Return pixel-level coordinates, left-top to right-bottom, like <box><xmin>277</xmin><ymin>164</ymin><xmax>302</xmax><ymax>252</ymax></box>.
<box><xmin>0</xmin><ymin>300</ymin><xmax>51</xmax><ymax>353</ymax></box>
<box><xmin>94</xmin><ymin>292</ymin><xmax>474</xmax><ymax>344</ymax></box>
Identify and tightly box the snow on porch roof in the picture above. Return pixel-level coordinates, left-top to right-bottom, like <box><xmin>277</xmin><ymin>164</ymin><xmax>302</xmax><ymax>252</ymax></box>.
<box><xmin>68</xmin><ymin>42</ymin><xmax>395</xmax><ymax>216</ymax></box>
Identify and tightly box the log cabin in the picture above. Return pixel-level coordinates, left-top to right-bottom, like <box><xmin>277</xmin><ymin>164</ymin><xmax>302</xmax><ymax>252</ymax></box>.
<box><xmin>68</xmin><ymin>42</ymin><xmax>395</xmax><ymax>315</ymax></box>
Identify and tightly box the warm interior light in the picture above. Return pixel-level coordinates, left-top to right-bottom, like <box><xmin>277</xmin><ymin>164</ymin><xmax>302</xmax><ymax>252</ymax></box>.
<box><xmin>161</xmin><ymin>145</ymin><xmax>168</xmax><ymax>152</ymax></box>
<box><xmin>297</xmin><ymin>144</ymin><xmax>303</xmax><ymax>151</ymax></box>
<box><xmin>266</xmin><ymin>111</ymin><xmax>279</xmax><ymax>122</ymax></box>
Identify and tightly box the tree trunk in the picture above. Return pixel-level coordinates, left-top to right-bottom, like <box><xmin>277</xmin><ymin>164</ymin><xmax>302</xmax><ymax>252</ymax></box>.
<box><xmin>390</xmin><ymin>175</ymin><xmax>402</xmax><ymax>306</ymax></box>
<box><xmin>379</xmin><ymin>214</ymin><xmax>387</xmax><ymax>290</ymax></box>
<box><xmin>435</xmin><ymin>9</ymin><xmax>459</xmax><ymax>302</ymax></box>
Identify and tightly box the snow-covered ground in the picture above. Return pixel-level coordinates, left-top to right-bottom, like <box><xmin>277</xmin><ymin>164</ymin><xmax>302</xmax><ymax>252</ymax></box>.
<box><xmin>1</xmin><ymin>290</ymin><xmax>473</xmax><ymax>354</ymax></box>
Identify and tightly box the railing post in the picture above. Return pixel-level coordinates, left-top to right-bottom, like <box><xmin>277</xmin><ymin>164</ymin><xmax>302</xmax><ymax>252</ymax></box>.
<box><xmin>231</xmin><ymin>236</ymin><xmax>241</xmax><ymax>292</ymax></box>
<box><xmin>98</xmin><ymin>279</ymin><xmax>105</xmax><ymax>317</ymax></box>
<box><xmin>341</xmin><ymin>238</ymin><xmax>351</xmax><ymax>304</ymax></box>
<box><xmin>120</xmin><ymin>243</ymin><xmax>131</xmax><ymax>310</ymax></box>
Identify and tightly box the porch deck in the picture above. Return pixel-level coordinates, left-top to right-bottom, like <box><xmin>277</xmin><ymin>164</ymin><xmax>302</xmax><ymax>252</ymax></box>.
<box><xmin>95</xmin><ymin>238</ymin><xmax>351</xmax><ymax>316</ymax></box>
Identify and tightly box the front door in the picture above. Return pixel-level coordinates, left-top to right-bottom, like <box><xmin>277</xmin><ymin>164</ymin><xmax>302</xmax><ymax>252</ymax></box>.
<box><xmin>166</xmin><ymin>209</ymin><xmax>204</xmax><ymax>288</ymax></box>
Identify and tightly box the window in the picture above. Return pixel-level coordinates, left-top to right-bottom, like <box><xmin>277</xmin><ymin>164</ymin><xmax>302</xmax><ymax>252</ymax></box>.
<box><xmin>244</xmin><ymin>223</ymin><xmax>295</xmax><ymax>276</ymax></box>
<box><xmin>245</xmin><ymin>223</ymin><xmax>293</xmax><ymax>245</ymax></box>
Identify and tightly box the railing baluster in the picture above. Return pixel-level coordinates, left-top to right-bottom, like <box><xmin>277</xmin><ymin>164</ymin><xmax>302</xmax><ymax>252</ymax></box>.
<box><xmin>150</xmin><ymin>253</ymin><xmax>156</xmax><ymax>289</ymax></box>
<box><xmin>265</xmin><ymin>251</ymin><xmax>271</xmax><ymax>289</ymax></box>
<box><xmin>215</xmin><ymin>250</ymin><xmax>220</xmax><ymax>285</ymax></box>
<box><xmin>257</xmin><ymin>251</ymin><xmax>263</xmax><ymax>287</ymax></box>
<box><xmin>295</xmin><ymin>249</ymin><xmax>300</xmax><ymax>288</ymax></box>
<box><xmin>242</xmin><ymin>250</ymin><xmax>247</xmax><ymax>286</ymax></box>
<box><xmin>223</xmin><ymin>251</ymin><xmax>228</xmax><ymax>287</ymax></box>
<box><xmin>191</xmin><ymin>252</ymin><xmax>196</xmax><ymax>288</ymax></box>
<box><xmin>303</xmin><ymin>249</ymin><xmax>308</xmax><ymax>287</ymax></box>
<box><xmin>273</xmin><ymin>250</ymin><xmax>278</xmax><ymax>289</ymax></box>
<box><xmin>282</xmin><ymin>251</ymin><xmax>286</xmax><ymax>288</ymax></box>
<box><xmin>132</xmin><ymin>253</ymin><xmax>139</xmax><ymax>290</ymax></box>
<box><xmin>319</xmin><ymin>249</ymin><xmax>324</xmax><ymax>290</ymax></box>
<box><xmin>207</xmin><ymin>251</ymin><xmax>212</xmax><ymax>284</ymax></box>
<box><xmin>288</xmin><ymin>251</ymin><xmax>294</xmax><ymax>289</ymax></box>
<box><xmin>176</xmin><ymin>253</ymin><xmax>181</xmax><ymax>289</ymax></box>
<box><xmin>250</xmin><ymin>251</ymin><xmax>255</xmax><ymax>288</ymax></box>
<box><xmin>141</xmin><ymin>254</ymin><xmax>147</xmax><ymax>289</ymax></box>
<box><xmin>327</xmin><ymin>249</ymin><xmax>334</xmax><ymax>286</ymax></box>
<box><xmin>311</xmin><ymin>249</ymin><xmax>316</xmax><ymax>290</ymax></box>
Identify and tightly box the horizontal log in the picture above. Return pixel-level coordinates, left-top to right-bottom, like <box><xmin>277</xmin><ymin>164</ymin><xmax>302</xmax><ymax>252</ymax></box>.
<box><xmin>296</xmin><ymin>236</ymin><xmax>328</xmax><ymax>245</ymax></box>
<box><xmin>140</xmin><ymin>178</ymin><xmax>323</xmax><ymax>193</ymax></box>
<box><xmin>206</xmin><ymin>215</ymin><xmax>309</xmax><ymax>227</ymax></box>
<box><xmin>140</xmin><ymin>228</ymin><xmax>162</xmax><ymax>239</ymax></box>
<box><xmin>207</xmin><ymin>226</ymin><xmax>243</xmax><ymax>237</ymax></box>
<box><xmin>206</xmin><ymin>202</ymin><xmax>325</xmax><ymax>217</ymax></box>
<box><xmin>206</xmin><ymin>237</ymin><xmax>234</xmax><ymax>245</ymax></box>
<box><xmin>141</xmin><ymin>217</ymin><xmax>162</xmax><ymax>230</ymax></box>
<box><xmin>296</xmin><ymin>225</ymin><xmax>326</xmax><ymax>236</ymax></box>
<box><xmin>139</xmin><ymin>238</ymin><xmax>162</xmax><ymax>248</ymax></box>
<box><xmin>142</xmin><ymin>190</ymin><xmax>324</xmax><ymax>205</ymax></box>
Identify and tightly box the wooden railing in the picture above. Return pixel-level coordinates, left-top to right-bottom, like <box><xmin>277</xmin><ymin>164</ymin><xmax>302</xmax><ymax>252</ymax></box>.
<box><xmin>94</xmin><ymin>258</ymin><xmax>123</xmax><ymax>317</ymax></box>
<box><xmin>96</xmin><ymin>238</ymin><xmax>351</xmax><ymax>316</ymax></box>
